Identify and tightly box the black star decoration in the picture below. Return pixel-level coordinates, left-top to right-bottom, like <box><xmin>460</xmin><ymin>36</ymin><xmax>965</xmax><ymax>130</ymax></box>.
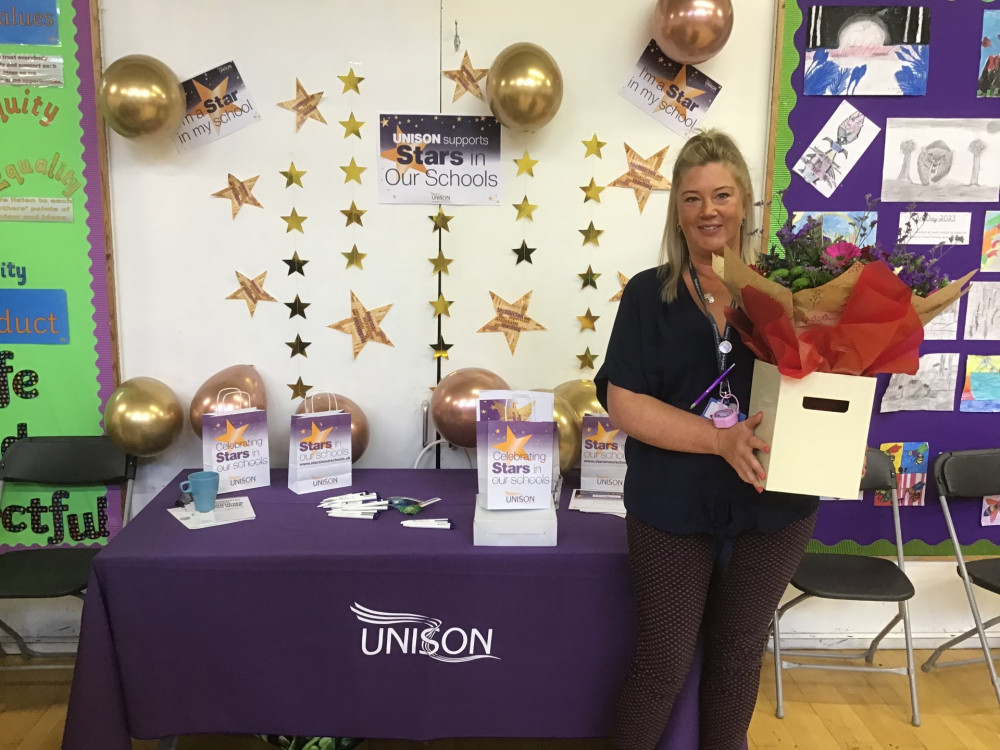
<box><xmin>430</xmin><ymin>334</ymin><xmax>453</xmax><ymax>360</ymax></box>
<box><xmin>288</xmin><ymin>377</ymin><xmax>313</xmax><ymax>399</ymax></box>
<box><xmin>286</xmin><ymin>334</ymin><xmax>311</xmax><ymax>358</ymax></box>
<box><xmin>513</xmin><ymin>240</ymin><xmax>536</xmax><ymax>265</ymax></box>
<box><xmin>283</xmin><ymin>251</ymin><xmax>309</xmax><ymax>276</ymax></box>
<box><xmin>285</xmin><ymin>295</ymin><xmax>310</xmax><ymax>319</ymax></box>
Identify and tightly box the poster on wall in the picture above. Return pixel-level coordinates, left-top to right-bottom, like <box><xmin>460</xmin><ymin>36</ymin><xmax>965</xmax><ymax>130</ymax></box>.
<box><xmin>175</xmin><ymin>61</ymin><xmax>261</xmax><ymax>153</ymax></box>
<box><xmin>377</xmin><ymin>113</ymin><xmax>501</xmax><ymax>205</ymax></box>
<box><xmin>0</xmin><ymin>0</ymin><xmax>59</xmax><ymax>45</ymax></box>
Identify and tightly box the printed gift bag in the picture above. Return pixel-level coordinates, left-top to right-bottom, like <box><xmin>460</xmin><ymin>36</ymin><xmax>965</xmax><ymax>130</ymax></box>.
<box><xmin>580</xmin><ymin>413</ymin><xmax>627</xmax><ymax>492</ymax></box>
<box><xmin>201</xmin><ymin>388</ymin><xmax>270</xmax><ymax>493</ymax></box>
<box><xmin>288</xmin><ymin>394</ymin><xmax>352</xmax><ymax>494</ymax></box>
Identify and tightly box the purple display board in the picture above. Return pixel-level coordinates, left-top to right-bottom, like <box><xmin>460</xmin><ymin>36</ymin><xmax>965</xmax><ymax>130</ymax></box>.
<box><xmin>771</xmin><ymin>0</ymin><xmax>999</xmax><ymax>554</ymax></box>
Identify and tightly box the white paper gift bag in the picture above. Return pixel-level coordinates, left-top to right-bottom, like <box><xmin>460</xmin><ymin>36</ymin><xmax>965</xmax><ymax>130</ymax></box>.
<box><xmin>201</xmin><ymin>388</ymin><xmax>270</xmax><ymax>493</ymax></box>
<box><xmin>288</xmin><ymin>405</ymin><xmax>352</xmax><ymax>494</ymax></box>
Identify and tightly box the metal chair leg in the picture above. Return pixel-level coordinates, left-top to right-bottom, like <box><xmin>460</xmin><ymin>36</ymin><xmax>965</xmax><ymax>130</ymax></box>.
<box><xmin>864</xmin><ymin>612</ymin><xmax>902</xmax><ymax>663</ymax></box>
<box><xmin>899</xmin><ymin>600</ymin><xmax>921</xmax><ymax>726</ymax></box>
<box><xmin>773</xmin><ymin>609</ymin><xmax>785</xmax><ymax>719</ymax></box>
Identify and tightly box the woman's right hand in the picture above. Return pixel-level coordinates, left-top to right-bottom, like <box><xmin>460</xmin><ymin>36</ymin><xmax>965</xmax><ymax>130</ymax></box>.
<box><xmin>715</xmin><ymin>411</ymin><xmax>769</xmax><ymax>490</ymax></box>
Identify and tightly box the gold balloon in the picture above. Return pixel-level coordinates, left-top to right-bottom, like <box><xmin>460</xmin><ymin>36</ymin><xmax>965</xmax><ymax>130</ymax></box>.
<box><xmin>652</xmin><ymin>0</ymin><xmax>734</xmax><ymax>65</ymax></box>
<box><xmin>189</xmin><ymin>364</ymin><xmax>267</xmax><ymax>437</ymax></box>
<box><xmin>98</xmin><ymin>54</ymin><xmax>185</xmax><ymax>138</ymax></box>
<box><xmin>431</xmin><ymin>368</ymin><xmax>510</xmax><ymax>448</ymax></box>
<box><xmin>104</xmin><ymin>377</ymin><xmax>183</xmax><ymax>457</ymax></box>
<box><xmin>530</xmin><ymin>388</ymin><xmax>582</xmax><ymax>475</ymax></box>
<box><xmin>554</xmin><ymin>379</ymin><xmax>604</xmax><ymax>424</ymax></box>
<box><xmin>296</xmin><ymin>392</ymin><xmax>370</xmax><ymax>463</ymax></box>
<box><xmin>486</xmin><ymin>42</ymin><xmax>563</xmax><ymax>132</ymax></box>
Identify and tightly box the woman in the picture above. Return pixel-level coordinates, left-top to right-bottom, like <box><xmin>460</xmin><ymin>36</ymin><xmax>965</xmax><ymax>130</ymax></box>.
<box><xmin>595</xmin><ymin>130</ymin><xmax>819</xmax><ymax>750</ymax></box>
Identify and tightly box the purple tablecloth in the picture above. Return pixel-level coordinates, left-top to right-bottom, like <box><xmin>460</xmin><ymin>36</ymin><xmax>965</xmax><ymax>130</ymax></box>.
<box><xmin>62</xmin><ymin>469</ymin><xmax>707</xmax><ymax>749</ymax></box>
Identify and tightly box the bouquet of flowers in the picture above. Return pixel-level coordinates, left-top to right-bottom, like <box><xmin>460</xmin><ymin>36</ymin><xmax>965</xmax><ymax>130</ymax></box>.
<box><xmin>714</xmin><ymin>208</ymin><xmax>975</xmax><ymax>378</ymax></box>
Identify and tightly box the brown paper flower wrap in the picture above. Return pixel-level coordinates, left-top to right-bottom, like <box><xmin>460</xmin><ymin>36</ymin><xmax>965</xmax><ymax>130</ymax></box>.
<box><xmin>713</xmin><ymin>247</ymin><xmax>975</xmax><ymax>379</ymax></box>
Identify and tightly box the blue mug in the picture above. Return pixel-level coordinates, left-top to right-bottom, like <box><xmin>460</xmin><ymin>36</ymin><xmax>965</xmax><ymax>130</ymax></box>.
<box><xmin>179</xmin><ymin>471</ymin><xmax>220</xmax><ymax>513</ymax></box>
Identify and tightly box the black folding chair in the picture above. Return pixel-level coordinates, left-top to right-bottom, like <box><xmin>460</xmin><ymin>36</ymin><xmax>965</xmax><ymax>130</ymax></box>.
<box><xmin>0</xmin><ymin>435</ymin><xmax>136</xmax><ymax>667</ymax></box>
<box><xmin>771</xmin><ymin>447</ymin><xmax>920</xmax><ymax>726</ymax></box>
<box><xmin>921</xmin><ymin>448</ymin><xmax>1000</xmax><ymax>707</ymax></box>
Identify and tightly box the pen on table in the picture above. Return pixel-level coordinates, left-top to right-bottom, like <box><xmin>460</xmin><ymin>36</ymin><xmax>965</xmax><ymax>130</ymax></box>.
<box><xmin>689</xmin><ymin>362</ymin><xmax>736</xmax><ymax>411</ymax></box>
<box><xmin>401</xmin><ymin>518</ymin><xmax>453</xmax><ymax>529</ymax></box>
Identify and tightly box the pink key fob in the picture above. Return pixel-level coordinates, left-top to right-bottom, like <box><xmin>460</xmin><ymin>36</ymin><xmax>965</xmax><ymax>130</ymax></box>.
<box><xmin>712</xmin><ymin>408</ymin><xmax>739</xmax><ymax>429</ymax></box>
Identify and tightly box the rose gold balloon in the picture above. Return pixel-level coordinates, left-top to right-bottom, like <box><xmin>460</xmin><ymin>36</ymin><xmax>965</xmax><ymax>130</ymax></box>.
<box><xmin>295</xmin><ymin>392</ymin><xmax>370</xmax><ymax>462</ymax></box>
<box><xmin>104</xmin><ymin>377</ymin><xmax>183</xmax><ymax>457</ymax></box>
<box><xmin>554</xmin><ymin>379</ymin><xmax>604</xmax><ymax>424</ymax></box>
<box><xmin>431</xmin><ymin>368</ymin><xmax>510</xmax><ymax>448</ymax></box>
<box><xmin>189</xmin><ymin>364</ymin><xmax>267</xmax><ymax>437</ymax></box>
<box><xmin>652</xmin><ymin>0</ymin><xmax>734</xmax><ymax>65</ymax></box>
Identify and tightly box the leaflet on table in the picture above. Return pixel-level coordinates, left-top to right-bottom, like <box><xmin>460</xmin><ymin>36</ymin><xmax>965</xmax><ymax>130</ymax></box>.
<box><xmin>569</xmin><ymin>489</ymin><xmax>626</xmax><ymax>518</ymax></box>
<box><xmin>580</xmin><ymin>413</ymin><xmax>628</xmax><ymax>492</ymax></box>
<box><xmin>201</xmin><ymin>408</ymin><xmax>270</xmax><ymax>493</ymax></box>
<box><xmin>485</xmin><ymin>420</ymin><xmax>555</xmax><ymax>510</ymax></box>
<box><xmin>167</xmin><ymin>495</ymin><xmax>256</xmax><ymax>529</ymax></box>
<box><xmin>288</xmin><ymin>410</ymin><xmax>352</xmax><ymax>494</ymax></box>
<box><xmin>476</xmin><ymin>390</ymin><xmax>555</xmax><ymax>494</ymax></box>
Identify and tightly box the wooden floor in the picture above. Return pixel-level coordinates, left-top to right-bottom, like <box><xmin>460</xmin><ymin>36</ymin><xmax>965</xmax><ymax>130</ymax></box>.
<box><xmin>3</xmin><ymin>651</ymin><xmax>999</xmax><ymax>750</ymax></box>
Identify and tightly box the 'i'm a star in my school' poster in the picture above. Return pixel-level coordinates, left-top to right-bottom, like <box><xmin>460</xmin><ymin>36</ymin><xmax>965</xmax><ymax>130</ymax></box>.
<box><xmin>175</xmin><ymin>61</ymin><xmax>261</xmax><ymax>153</ymax></box>
<box><xmin>378</xmin><ymin>113</ymin><xmax>501</xmax><ymax>206</ymax></box>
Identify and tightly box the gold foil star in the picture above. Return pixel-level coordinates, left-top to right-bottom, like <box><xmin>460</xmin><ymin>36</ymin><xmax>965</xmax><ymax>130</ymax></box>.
<box><xmin>285</xmin><ymin>295</ymin><xmax>310</xmax><ymax>319</ymax></box>
<box><xmin>513</xmin><ymin>240</ymin><xmax>536</xmax><ymax>265</ymax></box>
<box><xmin>577</xmin><ymin>308</ymin><xmax>600</xmax><ymax>331</ymax></box>
<box><xmin>514</xmin><ymin>151</ymin><xmax>539</xmax><ymax>177</ymax></box>
<box><xmin>342</xmin><ymin>244</ymin><xmax>367</xmax><ymax>269</ymax></box>
<box><xmin>283</xmin><ymin>252</ymin><xmax>308</xmax><ymax>276</ymax></box>
<box><xmin>654</xmin><ymin>65</ymin><xmax>706</xmax><ymax>120</ymax></box>
<box><xmin>288</xmin><ymin>377</ymin><xmax>313</xmax><ymax>400</ymax></box>
<box><xmin>609</xmin><ymin>143</ymin><xmax>671</xmax><ymax>214</ymax></box>
<box><xmin>278</xmin><ymin>78</ymin><xmax>326</xmax><ymax>131</ymax></box>
<box><xmin>610</xmin><ymin>272</ymin><xmax>630</xmax><ymax>302</ymax></box>
<box><xmin>226</xmin><ymin>271</ymin><xmax>276</xmax><ymax>317</ymax></box>
<box><xmin>512</xmin><ymin>196</ymin><xmax>538</xmax><ymax>222</ymax></box>
<box><xmin>282</xmin><ymin>207</ymin><xmax>307</xmax><ymax>233</ymax></box>
<box><xmin>493</xmin><ymin>426</ymin><xmax>532</xmax><ymax>462</ymax></box>
<box><xmin>579</xmin><ymin>266</ymin><xmax>601</xmax><ymax>289</ymax></box>
<box><xmin>340</xmin><ymin>158</ymin><xmax>366</xmax><ymax>184</ymax></box>
<box><xmin>328</xmin><ymin>291</ymin><xmax>394</xmax><ymax>359</ymax></box>
<box><xmin>430</xmin><ymin>206</ymin><xmax>454</xmax><ymax>232</ymax></box>
<box><xmin>338</xmin><ymin>68</ymin><xmax>365</xmax><ymax>94</ymax></box>
<box><xmin>286</xmin><ymin>334</ymin><xmax>311</xmax><ymax>358</ymax></box>
<box><xmin>477</xmin><ymin>290</ymin><xmax>546</xmax><ymax>354</ymax></box>
<box><xmin>280</xmin><ymin>162</ymin><xmax>306</xmax><ymax>188</ymax></box>
<box><xmin>430</xmin><ymin>334</ymin><xmax>453</xmax><ymax>360</ymax></box>
<box><xmin>429</xmin><ymin>249</ymin><xmax>454</xmax><ymax>275</ymax></box>
<box><xmin>339</xmin><ymin>112</ymin><xmax>365</xmax><ymax>139</ymax></box>
<box><xmin>580</xmin><ymin>178</ymin><xmax>605</xmax><ymax>203</ymax></box>
<box><xmin>576</xmin><ymin>347</ymin><xmax>599</xmax><ymax>370</ymax></box>
<box><xmin>582</xmin><ymin>133</ymin><xmax>607</xmax><ymax>158</ymax></box>
<box><xmin>189</xmin><ymin>78</ymin><xmax>242</xmax><ymax>133</ymax></box>
<box><xmin>430</xmin><ymin>294</ymin><xmax>453</xmax><ymax>317</ymax></box>
<box><xmin>341</xmin><ymin>201</ymin><xmax>366</xmax><ymax>227</ymax></box>
<box><xmin>442</xmin><ymin>51</ymin><xmax>489</xmax><ymax>101</ymax></box>
<box><xmin>215</xmin><ymin>419</ymin><xmax>249</xmax><ymax>445</ymax></box>
<box><xmin>212</xmin><ymin>174</ymin><xmax>262</xmax><ymax>218</ymax></box>
<box><xmin>579</xmin><ymin>221</ymin><xmax>604</xmax><ymax>246</ymax></box>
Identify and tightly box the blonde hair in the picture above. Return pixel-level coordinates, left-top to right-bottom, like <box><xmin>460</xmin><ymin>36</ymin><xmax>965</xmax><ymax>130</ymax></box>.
<box><xmin>658</xmin><ymin>129</ymin><xmax>758</xmax><ymax>303</ymax></box>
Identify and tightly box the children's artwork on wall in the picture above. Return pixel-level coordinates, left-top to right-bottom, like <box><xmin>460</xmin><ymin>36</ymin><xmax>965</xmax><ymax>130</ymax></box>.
<box><xmin>961</xmin><ymin>355</ymin><xmax>1000</xmax><ymax>412</ymax></box>
<box><xmin>963</xmin><ymin>282</ymin><xmax>1000</xmax><ymax>340</ymax></box>
<box><xmin>923</xmin><ymin>299</ymin><xmax>958</xmax><ymax>339</ymax></box>
<box><xmin>791</xmin><ymin>209</ymin><xmax>877</xmax><ymax>246</ymax></box>
<box><xmin>880</xmin><ymin>118</ymin><xmax>1000</xmax><ymax>203</ymax></box>
<box><xmin>978</xmin><ymin>10</ymin><xmax>1000</xmax><ymax>98</ymax></box>
<box><xmin>982</xmin><ymin>495</ymin><xmax>1000</xmax><ymax>526</ymax></box>
<box><xmin>880</xmin><ymin>352</ymin><xmax>958</xmax><ymax>412</ymax></box>
<box><xmin>792</xmin><ymin>101</ymin><xmax>880</xmax><ymax>197</ymax></box>
<box><xmin>982</xmin><ymin>211</ymin><xmax>1000</xmax><ymax>271</ymax></box>
<box><xmin>876</xmin><ymin>441</ymin><xmax>928</xmax><ymax>506</ymax></box>
<box><xmin>804</xmin><ymin>5</ymin><xmax>930</xmax><ymax>96</ymax></box>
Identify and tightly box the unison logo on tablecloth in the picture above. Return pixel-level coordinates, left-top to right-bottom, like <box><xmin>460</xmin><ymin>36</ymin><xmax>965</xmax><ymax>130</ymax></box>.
<box><xmin>351</xmin><ymin>602</ymin><xmax>499</xmax><ymax>663</ymax></box>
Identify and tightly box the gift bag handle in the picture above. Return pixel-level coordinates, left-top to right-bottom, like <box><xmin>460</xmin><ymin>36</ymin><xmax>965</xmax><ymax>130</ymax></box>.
<box><xmin>217</xmin><ymin>387</ymin><xmax>253</xmax><ymax>410</ymax></box>
<box><xmin>304</xmin><ymin>393</ymin><xmax>340</xmax><ymax>413</ymax></box>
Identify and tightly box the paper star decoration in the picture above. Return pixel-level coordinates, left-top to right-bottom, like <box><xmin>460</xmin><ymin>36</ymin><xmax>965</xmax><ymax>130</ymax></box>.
<box><xmin>577</xmin><ymin>347</ymin><xmax>599</xmax><ymax>370</ymax></box>
<box><xmin>278</xmin><ymin>78</ymin><xmax>326</xmax><ymax>131</ymax></box>
<box><xmin>288</xmin><ymin>377</ymin><xmax>313</xmax><ymax>400</ymax></box>
<box><xmin>430</xmin><ymin>206</ymin><xmax>454</xmax><ymax>232</ymax></box>
<box><xmin>610</xmin><ymin>272</ymin><xmax>630</xmax><ymax>302</ymax></box>
<box><xmin>477</xmin><ymin>290</ymin><xmax>546</xmax><ymax>354</ymax></box>
<box><xmin>189</xmin><ymin>78</ymin><xmax>242</xmax><ymax>133</ymax></box>
<box><xmin>580</xmin><ymin>178</ymin><xmax>605</xmax><ymax>203</ymax></box>
<box><xmin>513</xmin><ymin>196</ymin><xmax>538</xmax><ymax>222</ymax></box>
<box><xmin>430</xmin><ymin>334</ymin><xmax>453</xmax><ymax>360</ymax></box>
<box><xmin>215</xmin><ymin>419</ymin><xmax>249</xmax><ymax>445</ymax></box>
<box><xmin>579</xmin><ymin>221</ymin><xmax>604</xmax><ymax>247</ymax></box>
<box><xmin>579</xmin><ymin>266</ymin><xmax>601</xmax><ymax>289</ymax></box>
<box><xmin>340</xmin><ymin>158</ymin><xmax>366</xmax><ymax>184</ymax></box>
<box><xmin>442</xmin><ymin>51</ymin><xmax>489</xmax><ymax>101</ymax></box>
<box><xmin>286</xmin><ymin>334</ymin><xmax>311</xmax><ymax>358</ymax></box>
<box><xmin>338</xmin><ymin>68</ymin><xmax>365</xmax><ymax>94</ymax></box>
<box><xmin>493</xmin><ymin>426</ymin><xmax>532</xmax><ymax>462</ymax></box>
<box><xmin>577</xmin><ymin>308</ymin><xmax>600</xmax><ymax>331</ymax></box>
<box><xmin>328</xmin><ymin>291</ymin><xmax>394</xmax><ymax>359</ymax></box>
<box><xmin>342</xmin><ymin>244</ymin><xmax>367</xmax><ymax>269</ymax></box>
<box><xmin>283</xmin><ymin>252</ymin><xmax>308</xmax><ymax>276</ymax></box>
<box><xmin>609</xmin><ymin>143</ymin><xmax>671</xmax><ymax>214</ymax></box>
<box><xmin>514</xmin><ymin>151</ymin><xmax>539</xmax><ymax>177</ymax></box>
<box><xmin>430</xmin><ymin>294</ymin><xmax>453</xmax><ymax>317</ymax></box>
<box><xmin>212</xmin><ymin>174</ymin><xmax>262</xmax><ymax>218</ymax></box>
<box><xmin>226</xmin><ymin>271</ymin><xmax>276</xmax><ymax>317</ymax></box>
<box><xmin>339</xmin><ymin>112</ymin><xmax>365</xmax><ymax>139</ymax></box>
<box><xmin>282</xmin><ymin>208</ymin><xmax>307</xmax><ymax>233</ymax></box>
<box><xmin>341</xmin><ymin>201</ymin><xmax>366</xmax><ymax>227</ymax></box>
<box><xmin>513</xmin><ymin>240</ymin><xmax>536</xmax><ymax>265</ymax></box>
<box><xmin>582</xmin><ymin>133</ymin><xmax>607</xmax><ymax>158</ymax></box>
<box><xmin>655</xmin><ymin>65</ymin><xmax>706</xmax><ymax>120</ymax></box>
<box><xmin>285</xmin><ymin>295</ymin><xmax>310</xmax><ymax>319</ymax></box>
<box><xmin>592</xmin><ymin>421</ymin><xmax>620</xmax><ymax>444</ymax></box>
<box><xmin>280</xmin><ymin>162</ymin><xmax>306</xmax><ymax>188</ymax></box>
<box><xmin>429</xmin><ymin>249</ymin><xmax>454</xmax><ymax>275</ymax></box>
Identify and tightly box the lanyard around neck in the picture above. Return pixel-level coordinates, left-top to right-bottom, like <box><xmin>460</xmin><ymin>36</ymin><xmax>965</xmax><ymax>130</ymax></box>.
<box><xmin>688</xmin><ymin>260</ymin><xmax>735</xmax><ymax>385</ymax></box>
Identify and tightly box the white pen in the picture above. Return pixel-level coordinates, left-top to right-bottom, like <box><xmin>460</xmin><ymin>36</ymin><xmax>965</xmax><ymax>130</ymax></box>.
<box><xmin>419</xmin><ymin>496</ymin><xmax>443</xmax><ymax>507</ymax></box>
<box><xmin>327</xmin><ymin>509</ymin><xmax>379</xmax><ymax>519</ymax></box>
<box><xmin>401</xmin><ymin>518</ymin><xmax>452</xmax><ymax>529</ymax></box>
<box><xmin>318</xmin><ymin>491</ymin><xmax>377</xmax><ymax>507</ymax></box>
